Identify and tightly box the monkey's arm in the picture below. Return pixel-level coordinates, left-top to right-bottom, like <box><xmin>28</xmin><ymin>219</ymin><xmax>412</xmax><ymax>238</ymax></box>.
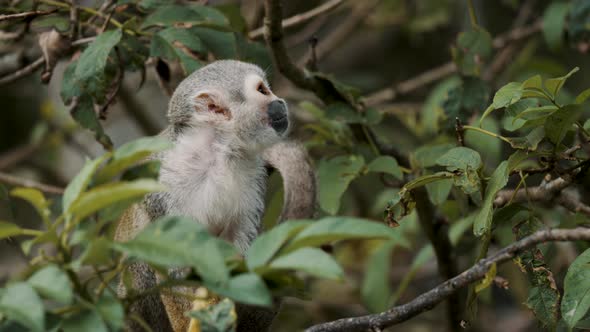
<box><xmin>263</xmin><ymin>140</ymin><xmax>317</xmax><ymax>221</ymax></box>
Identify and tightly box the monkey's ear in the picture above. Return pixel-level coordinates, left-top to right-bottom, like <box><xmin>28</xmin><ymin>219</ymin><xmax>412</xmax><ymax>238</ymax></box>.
<box><xmin>194</xmin><ymin>90</ymin><xmax>231</xmax><ymax>119</ymax></box>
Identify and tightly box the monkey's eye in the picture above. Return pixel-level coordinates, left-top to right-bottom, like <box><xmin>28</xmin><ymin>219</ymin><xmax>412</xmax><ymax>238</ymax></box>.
<box><xmin>257</xmin><ymin>83</ymin><xmax>270</xmax><ymax>96</ymax></box>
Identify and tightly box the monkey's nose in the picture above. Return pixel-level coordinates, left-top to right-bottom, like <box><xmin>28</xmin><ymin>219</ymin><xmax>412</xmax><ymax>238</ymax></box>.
<box><xmin>268</xmin><ymin>99</ymin><xmax>289</xmax><ymax>134</ymax></box>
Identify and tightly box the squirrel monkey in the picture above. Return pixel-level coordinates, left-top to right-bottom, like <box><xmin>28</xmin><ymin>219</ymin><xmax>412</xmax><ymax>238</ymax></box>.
<box><xmin>115</xmin><ymin>60</ymin><xmax>316</xmax><ymax>331</ymax></box>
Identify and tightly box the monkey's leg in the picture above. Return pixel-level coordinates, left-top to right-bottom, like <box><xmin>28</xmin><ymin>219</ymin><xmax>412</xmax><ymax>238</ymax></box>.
<box><xmin>157</xmin><ymin>268</ymin><xmax>195</xmax><ymax>332</ymax></box>
<box><xmin>120</xmin><ymin>262</ymin><xmax>173</xmax><ymax>332</ymax></box>
<box><xmin>235</xmin><ymin>301</ymin><xmax>281</xmax><ymax>332</ymax></box>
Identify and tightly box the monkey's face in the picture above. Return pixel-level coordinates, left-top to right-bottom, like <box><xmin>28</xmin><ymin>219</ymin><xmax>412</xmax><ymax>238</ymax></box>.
<box><xmin>187</xmin><ymin>72</ymin><xmax>289</xmax><ymax>152</ymax></box>
<box><xmin>239</xmin><ymin>73</ymin><xmax>289</xmax><ymax>137</ymax></box>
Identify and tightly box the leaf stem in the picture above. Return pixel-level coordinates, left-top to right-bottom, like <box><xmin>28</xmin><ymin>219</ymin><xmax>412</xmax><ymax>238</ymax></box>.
<box><xmin>20</xmin><ymin>229</ymin><xmax>44</xmax><ymax>237</ymax></box>
<box><xmin>466</xmin><ymin>0</ymin><xmax>478</xmax><ymax>27</ymax></box>
<box><xmin>463</xmin><ymin>125</ymin><xmax>512</xmax><ymax>145</ymax></box>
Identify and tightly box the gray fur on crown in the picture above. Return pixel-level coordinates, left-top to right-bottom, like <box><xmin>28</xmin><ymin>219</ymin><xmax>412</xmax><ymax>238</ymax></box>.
<box><xmin>167</xmin><ymin>60</ymin><xmax>268</xmax><ymax>126</ymax></box>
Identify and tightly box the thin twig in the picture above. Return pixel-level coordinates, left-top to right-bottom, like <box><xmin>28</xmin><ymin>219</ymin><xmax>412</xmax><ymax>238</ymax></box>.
<box><xmin>250</xmin><ymin>0</ymin><xmax>344</xmax><ymax>39</ymax></box>
<box><xmin>0</xmin><ymin>57</ymin><xmax>44</xmax><ymax>85</ymax></box>
<box><xmin>0</xmin><ymin>172</ymin><xmax>64</xmax><ymax>194</ymax></box>
<box><xmin>299</xmin><ymin>0</ymin><xmax>380</xmax><ymax>64</ymax></box>
<box><xmin>455</xmin><ymin>118</ymin><xmax>465</xmax><ymax>147</ymax></box>
<box><xmin>0</xmin><ymin>9</ymin><xmax>57</xmax><ymax>22</ymax></box>
<box><xmin>363</xmin><ymin>19</ymin><xmax>543</xmax><ymax>107</ymax></box>
<box><xmin>466</xmin><ymin>0</ymin><xmax>478</xmax><ymax>27</ymax></box>
<box><xmin>69</xmin><ymin>0</ymin><xmax>78</xmax><ymax>40</ymax></box>
<box><xmin>0</xmin><ymin>143</ymin><xmax>41</xmax><ymax>170</ymax></box>
<box><xmin>305</xmin><ymin>227</ymin><xmax>590</xmax><ymax>332</ymax></box>
<box><xmin>483</xmin><ymin>0</ymin><xmax>537</xmax><ymax>81</ymax></box>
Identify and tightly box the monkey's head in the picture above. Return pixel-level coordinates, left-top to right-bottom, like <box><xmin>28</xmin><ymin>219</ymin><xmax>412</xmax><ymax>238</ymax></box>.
<box><xmin>167</xmin><ymin>60</ymin><xmax>289</xmax><ymax>152</ymax></box>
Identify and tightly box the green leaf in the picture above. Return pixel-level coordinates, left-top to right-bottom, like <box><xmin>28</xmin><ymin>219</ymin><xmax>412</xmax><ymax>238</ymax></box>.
<box><xmin>0</xmin><ymin>221</ymin><xmax>24</xmax><ymax>239</ymax></box>
<box><xmin>235</xmin><ymin>34</ymin><xmax>272</xmax><ymax>72</ymax></box>
<box><xmin>282</xmin><ymin>216</ymin><xmax>408</xmax><ymax>253</ymax></box>
<box><xmin>63</xmin><ymin>154</ymin><xmax>111</xmax><ymax>215</ymax></box>
<box><xmin>544</xmin><ymin>104</ymin><xmax>582</xmax><ymax>146</ymax></box>
<box><xmin>442</xmin><ymin>77</ymin><xmax>490</xmax><ymax>125</ymax></box>
<box><xmin>544</xmin><ymin>67</ymin><xmax>579</xmax><ymax>98</ymax></box>
<box><xmin>141</xmin><ymin>5</ymin><xmax>205</xmax><ymax>28</ymax></box>
<box><xmin>436</xmin><ymin>147</ymin><xmax>482</xmax><ymax>171</ymax></box>
<box><xmin>542</xmin><ymin>2</ymin><xmax>570</xmax><ymax>51</ymax></box>
<box><xmin>436</xmin><ymin>147</ymin><xmax>482</xmax><ymax>196</ymax></box>
<box><xmin>246</xmin><ymin>221</ymin><xmax>313</xmax><ymax>271</ymax></box>
<box><xmin>61</xmin><ymin>309</ymin><xmax>108</xmax><ymax>332</ymax></box>
<box><xmin>562</xmin><ymin>248</ymin><xmax>590</xmax><ymax>329</ymax></box>
<box><xmin>75</xmin><ymin>29</ymin><xmax>122</xmax><ymax>82</ymax></box>
<box><xmin>186</xmin><ymin>298</ymin><xmax>236</xmax><ymax>332</ymax></box>
<box><xmin>188</xmin><ymin>5</ymin><xmax>229</xmax><ymax>26</ymax></box>
<box><xmin>452</xmin><ymin>27</ymin><xmax>492</xmax><ymax>76</ymax></box>
<box><xmin>575</xmin><ymin>87</ymin><xmax>590</xmax><ymax>104</ymax></box>
<box><xmin>10</xmin><ymin>188</ymin><xmax>50</xmax><ymax>224</ymax></box>
<box><xmin>492</xmin><ymin>82</ymin><xmax>524</xmax><ymax>109</ymax></box>
<box><xmin>96</xmin><ymin>136</ymin><xmax>172</xmax><ymax>183</ymax></box>
<box><xmin>413</xmin><ymin>143</ymin><xmax>454</xmax><ymax>168</ymax></box>
<box><xmin>473</xmin><ymin>161</ymin><xmax>509</xmax><ymax>236</ymax></box>
<box><xmin>95</xmin><ymin>292</ymin><xmax>124</xmax><ymax>330</ymax></box>
<box><xmin>60</xmin><ymin>60</ymin><xmax>82</xmax><ymax>104</ymax></box>
<box><xmin>318</xmin><ymin>155</ymin><xmax>365</xmax><ymax>215</ymax></box>
<box><xmin>362</xmin><ymin>240</ymin><xmax>395</xmax><ymax>312</ymax></box>
<box><xmin>324</xmin><ymin>103</ymin><xmax>363</xmax><ymax>123</ymax></box>
<box><xmin>112</xmin><ymin>216</ymin><xmax>230</xmax><ymax>284</ymax></box>
<box><xmin>191</xmin><ymin>28</ymin><xmax>236</xmax><ymax>59</ymax></box>
<box><xmin>149</xmin><ymin>27</ymin><xmax>206</xmax><ymax>74</ymax></box>
<box><xmin>421</xmin><ymin>77</ymin><xmax>461</xmax><ymax>134</ymax></box>
<box><xmin>78</xmin><ymin>238</ymin><xmax>113</xmax><ymax>266</ymax></box>
<box><xmin>526</xmin><ymin>285</ymin><xmax>560</xmax><ymax>329</ymax></box>
<box><xmin>268</xmin><ymin>247</ymin><xmax>344</xmax><ymax>280</ymax></box>
<box><xmin>0</xmin><ymin>282</ymin><xmax>44</xmax><ymax>332</ymax></box>
<box><xmin>70</xmin><ymin>96</ymin><xmax>113</xmax><ymax>150</ymax></box>
<box><xmin>366</xmin><ymin>156</ymin><xmax>402</xmax><ymax>179</ymax></box>
<box><xmin>425</xmin><ymin>178</ymin><xmax>453</xmax><ymax>205</ymax></box>
<box><xmin>69</xmin><ymin>179</ymin><xmax>165</xmax><ymax>222</ymax></box>
<box><xmin>27</xmin><ymin>265</ymin><xmax>73</xmax><ymax>304</ymax></box>
<box><xmin>507</xmin><ymin>127</ymin><xmax>546</xmax><ymax>151</ymax></box>
<box><xmin>207</xmin><ymin>273</ymin><xmax>271</xmax><ymax>307</ymax></box>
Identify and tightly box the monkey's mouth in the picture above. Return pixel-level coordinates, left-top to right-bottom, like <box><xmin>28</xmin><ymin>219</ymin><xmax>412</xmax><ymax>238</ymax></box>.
<box><xmin>267</xmin><ymin>100</ymin><xmax>289</xmax><ymax>134</ymax></box>
<box><xmin>269</xmin><ymin>115</ymin><xmax>289</xmax><ymax>134</ymax></box>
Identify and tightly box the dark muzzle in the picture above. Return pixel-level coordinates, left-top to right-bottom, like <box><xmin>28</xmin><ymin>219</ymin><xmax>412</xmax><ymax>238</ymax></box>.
<box><xmin>267</xmin><ymin>99</ymin><xmax>289</xmax><ymax>135</ymax></box>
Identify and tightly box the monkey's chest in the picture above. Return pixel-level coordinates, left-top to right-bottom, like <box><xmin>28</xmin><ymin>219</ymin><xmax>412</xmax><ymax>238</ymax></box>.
<box><xmin>162</xmin><ymin>165</ymin><xmax>266</xmax><ymax>234</ymax></box>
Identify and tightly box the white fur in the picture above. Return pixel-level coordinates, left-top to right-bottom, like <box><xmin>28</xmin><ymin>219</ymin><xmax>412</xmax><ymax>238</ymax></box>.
<box><xmin>159</xmin><ymin>126</ymin><xmax>267</xmax><ymax>253</ymax></box>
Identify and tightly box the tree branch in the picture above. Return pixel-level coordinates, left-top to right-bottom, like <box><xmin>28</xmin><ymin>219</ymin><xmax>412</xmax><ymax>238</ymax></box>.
<box><xmin>414</xmin><ymin>188</ymin><xmax>461</xmax><ymax>331</ymax></box>
<box><xmin>306</xmin><ymin>227</ymin><xmax>590</xmax><ymax>332</ymax></box>
<box><xmin>250</xmin><ymin>0</ymin><xmax>344</xmax><ymax>39</ymax></box>
<box><xmin>494</xmin><ymin>176</ymin><xmax>590</xmax><ymax>217</ymax></box>
<box><xmin>0</xmin><ymin>9</ymin><xmax>57</xmax><ymax>22</ymax></box>
<box><xmin>494</xmin><ymin>176</ymin><xmax>571</xmax><ymax>207</ymax></box>
<box><xmin>0</xmin><ymin>171</ymin><xmax>64</xmax><ymax>194</ymax></box>
<box><xmin>363</xmin><ymin>19</ymin><xmax>543</xmax><ymax>107</ymax></box>
<box><xmin>0</xmin><ymin>57</ymin><xmax>44</xmax><ymax>85</ymax></box>
<box><xmin>0</xmin><ymin>143</ymin><xmax>41</xmax><ymax>170</ymax></box>
<box><xmin>263</xmin><ymin>0</ymin><xmax>321</xmax><ymax>92</ymax></box>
